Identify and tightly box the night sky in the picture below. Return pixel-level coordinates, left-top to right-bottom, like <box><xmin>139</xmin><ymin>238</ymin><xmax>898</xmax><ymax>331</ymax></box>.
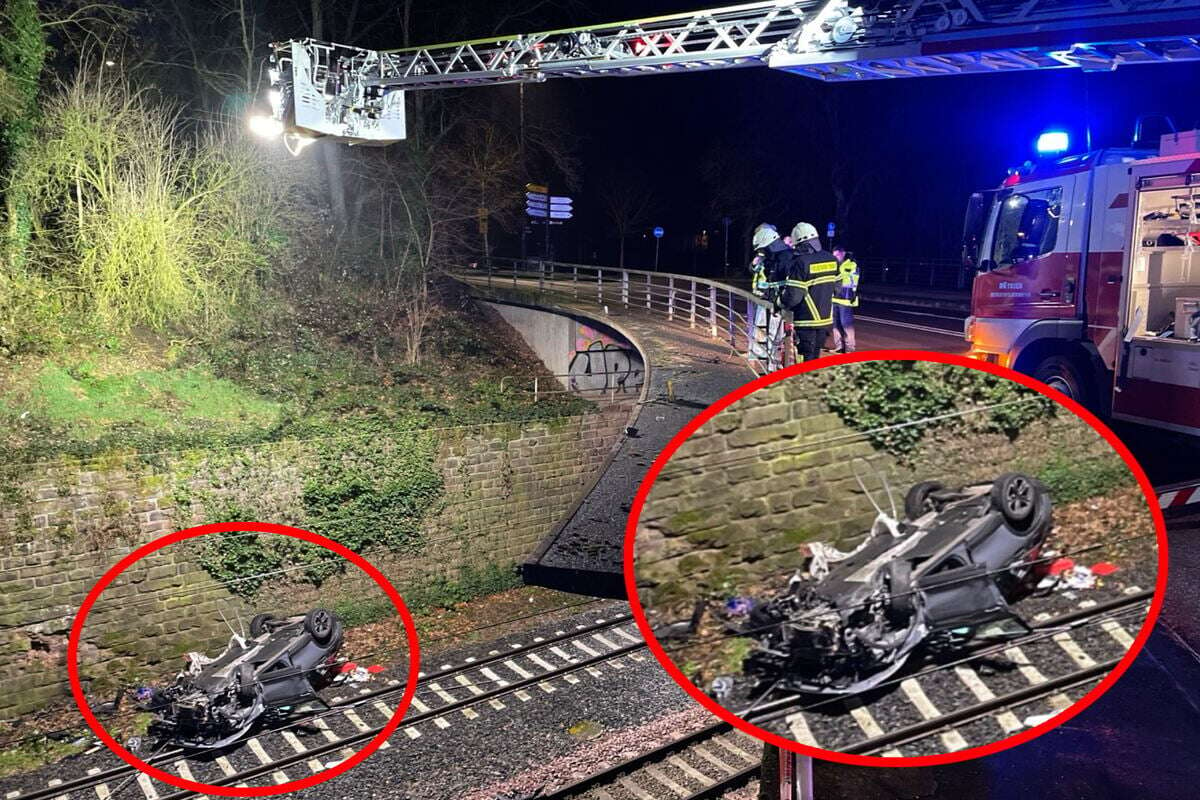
<box><xmin>328</xmin><ymin>1</ymin><xmax>1200</xmax><ymax>274</ymax></box>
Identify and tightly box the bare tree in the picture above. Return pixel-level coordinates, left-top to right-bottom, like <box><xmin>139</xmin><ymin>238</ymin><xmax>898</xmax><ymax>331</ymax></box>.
<box><xmin>442</xmin><ymin>120</ymin><xmax>522</xmax><ymax>260</ymax></box>
<box><xmin>599</xmin><ymin>172</ymin><xmax>653</xmax><ymax>268</ymax></box>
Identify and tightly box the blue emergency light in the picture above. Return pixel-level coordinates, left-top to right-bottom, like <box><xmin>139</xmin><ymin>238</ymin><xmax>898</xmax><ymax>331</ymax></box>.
<box><xmin>1035</xmin><ymin>130</ymin><xmax>1070</xmax><ymax>155</ymax></box>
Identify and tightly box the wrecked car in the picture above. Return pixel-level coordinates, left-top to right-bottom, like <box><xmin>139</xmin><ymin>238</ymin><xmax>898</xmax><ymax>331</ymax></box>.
<box><xmin>738</xmin><ymin>473</ymin><xmax>1052</xmax><ymax>695</ymax></box>
<box><xmin>145</xmin><ymin>608</ymin><xmax>344</xmax><ymax>748</ymax></box>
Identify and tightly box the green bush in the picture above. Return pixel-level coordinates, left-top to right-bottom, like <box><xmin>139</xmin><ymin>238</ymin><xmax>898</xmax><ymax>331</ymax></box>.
<box><xmin>12</xmin><ymin>74</ymin><xmax>285</xmax><ymax>335</ymax></box>
<box><xmin>403</xmin><ymin>562</ymin><xmax>522</xmax><ymax>612</ymax></box>
<box><xmin>823</xmin><ymin>361</ymin><xmax>1053</xmax><ymax>457</ymax></box>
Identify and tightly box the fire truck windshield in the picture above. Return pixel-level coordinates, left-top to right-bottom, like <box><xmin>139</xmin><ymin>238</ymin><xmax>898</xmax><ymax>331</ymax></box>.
<box><xmin>987</xmin><ymin>187</ymin><xmax>1062</xmax><ymax>270</ymax></box>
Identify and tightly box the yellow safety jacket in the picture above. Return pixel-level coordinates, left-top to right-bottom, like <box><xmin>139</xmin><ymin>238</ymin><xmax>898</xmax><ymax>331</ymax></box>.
<box><xmin>781</xmin><ymin>249</ymin><xmax>838</xmax><ymax>327</ymax></box>
<box><xmin>833</xmin><ymin>258</ymin><xmax>860</xmax><ymax>308</ymax></box>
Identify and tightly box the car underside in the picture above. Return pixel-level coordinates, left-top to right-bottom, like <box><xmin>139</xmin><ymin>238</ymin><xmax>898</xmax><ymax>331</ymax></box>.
<box><xmin>738</xmin><ymin>473</ymin><xmax>1053</xmax><ymax>695</ymax></box>
<box><xmin>146</xmin><ymin>608</ymin><xmax>344</xmax><ymax>748</ymax></box>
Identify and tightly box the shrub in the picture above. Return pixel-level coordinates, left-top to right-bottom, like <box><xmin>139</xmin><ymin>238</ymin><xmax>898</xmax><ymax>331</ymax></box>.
<box><xmin>823</xmin><ymin>361</ymin><xmax>1053</xmax><ymax>457</ymax></box>
<box><xmin>12</xmin><ymin>73</ymin><xmax>285</xmax><ymax>335</ymax></box>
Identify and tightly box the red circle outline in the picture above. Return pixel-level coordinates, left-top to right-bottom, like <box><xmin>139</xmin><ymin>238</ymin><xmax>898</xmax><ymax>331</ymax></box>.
<box><xmin>67</xmin><ymin>521</ymin><xmax>421</xmax><ymax>796</ymax></box>
<box><xmin>622</xmin><ymin>350</ymin><xmax>1168</xmax><ymax>767</ymax></box>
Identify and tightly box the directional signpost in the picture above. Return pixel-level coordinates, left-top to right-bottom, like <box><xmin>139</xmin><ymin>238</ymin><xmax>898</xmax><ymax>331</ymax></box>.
<box><xmin>653</xmin><ymin>226</ymin><xmax>664</xmax><ymax>271</ymax></box>
<box><xmin>525</xmin><ymin>183</ymin><xmax>574</xmax><ymax>259</ymax></box>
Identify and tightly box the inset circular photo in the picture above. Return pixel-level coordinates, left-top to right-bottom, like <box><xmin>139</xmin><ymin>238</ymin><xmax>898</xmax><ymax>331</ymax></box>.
<box><xmin>625</xmin><ymin>353</ymin><xmax>1165</xmax><ymax>766</ymax></box>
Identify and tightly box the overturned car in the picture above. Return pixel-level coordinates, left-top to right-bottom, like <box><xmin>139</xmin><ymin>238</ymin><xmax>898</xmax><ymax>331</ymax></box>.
<box><xmin>145</xmin><ymin>608</ymin><xmax>344</xmax><ymax>748</ymax></box>
<box><xmin>739</xmin><ymin>473</ymin><xmax>1052</xmax><ymax>695</ymax></box>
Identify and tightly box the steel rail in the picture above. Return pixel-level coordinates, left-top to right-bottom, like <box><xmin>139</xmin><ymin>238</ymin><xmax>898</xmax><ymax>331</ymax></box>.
<box><xmin>12</xmin><ymin>615</ymin><xmax>640</xmax><ymax>800</ymax></box>
<box><xmin>505</xmin><ymin>594</ymin><xmax>1149</xmax><ymax>800</ymax></box>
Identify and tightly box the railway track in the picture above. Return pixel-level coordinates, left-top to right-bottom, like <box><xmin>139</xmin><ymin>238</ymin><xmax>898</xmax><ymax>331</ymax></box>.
<box><xmin>538</xmin><ymin>591</ymin><xmax>1150</xmax><ymax>800</ymax></box>
<box><xmin>9</xmin><ymin>613</ymin><xmax>648</xmax><ymax>800</ymax></box>
<box><xmin>6</xmin><ymin>589</ymin><xmax>1153</xmax><ymax>799</ymax></box>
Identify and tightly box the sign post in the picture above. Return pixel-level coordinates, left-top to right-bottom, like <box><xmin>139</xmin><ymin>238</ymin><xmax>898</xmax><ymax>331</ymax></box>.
<box><xmin>525</xmin><ymin>183</ymin><xmax>573</xmax><ymax>261</ymax></box>
<box><xmin>653</xmin><ymin>226</ymin><xmax>664</xmax><ymax>271</ymax></box>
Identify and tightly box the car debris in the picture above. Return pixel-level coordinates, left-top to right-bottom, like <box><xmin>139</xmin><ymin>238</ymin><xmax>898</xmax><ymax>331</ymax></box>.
<box><xmin>732</xmin><ymin>473</ymin><xmax>1053</xmax><ymax>696</ymax></box>
<box><xmin>140</xmin><ymin>608</ymin><xmax>344</xmax><ymax>748</ymax></box>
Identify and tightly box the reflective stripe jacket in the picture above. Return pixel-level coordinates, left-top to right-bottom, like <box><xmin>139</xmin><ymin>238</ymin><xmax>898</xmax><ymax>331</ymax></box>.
<box><xmin>833</xmin><ymin>258</ymin><xmax>860</xmax><ymax>308</ymax></box>
<box><xmin>781</xmin><ymin>249</ymin><xmax>838</xmax><ymax>327</ymax></box>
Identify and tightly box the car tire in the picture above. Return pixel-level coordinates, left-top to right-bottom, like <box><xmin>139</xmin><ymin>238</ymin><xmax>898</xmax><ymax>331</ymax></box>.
<box><xmin>249</xmin><ymin>613</ymin><xmax>276</xmax><ymax>638</ymax></box>
<box><xmin>1032</xmin><ymin>354</ymin><xmax>1093</xmax><ymax>409</ymax></box>
<box><xmin>992</xmin><ymin>473</ymin><xmax>1038</xmax><ymax>525</ymax></box>
<box><xmin>904</xmin><ymin>481</ymin><xmax>945</xmax><ymax>519</ymax></box>
<box><xmin>304</xmin><ymin>608</ymin><xmax>337</xmax><ymax>644</ymax></box>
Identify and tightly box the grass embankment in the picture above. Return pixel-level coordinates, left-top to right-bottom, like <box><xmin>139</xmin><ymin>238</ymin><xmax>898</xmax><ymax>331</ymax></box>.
<box><xmin>0</xmin><ymin>285</ymin><xmax>587</xmax><ymax>465</ymax></box>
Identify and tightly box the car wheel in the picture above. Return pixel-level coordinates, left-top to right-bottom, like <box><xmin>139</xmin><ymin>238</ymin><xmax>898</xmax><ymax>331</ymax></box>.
<box><xmin>904</xmin><ymin>481</ymin><xmax>945</xmax><ymax>519</ymax></box>
<box><xmin>304</xmin><ymin>608</ymin><xmax>337</xmax><ymax>644</ymax></box>
<box><xmin>992</xmin><ymin>473</ymin><xmax>1038</xmax><ymax>525</ymax></box>
<box><xmin>1032</xmin><ymin>354</ymin><xmax>1093</xmax><ymax>408</ymax></box>
<box><xmin>249</xmin><ymin>613</ymin><xmax>276</xmax><ymax>638</ymax></box>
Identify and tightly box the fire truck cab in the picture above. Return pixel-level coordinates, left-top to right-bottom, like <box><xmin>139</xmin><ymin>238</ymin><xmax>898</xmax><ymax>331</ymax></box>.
<box><xmin>964</xmin><ymin>130</ymin><xmax>1200</xmax><ymax>436</ymax></box>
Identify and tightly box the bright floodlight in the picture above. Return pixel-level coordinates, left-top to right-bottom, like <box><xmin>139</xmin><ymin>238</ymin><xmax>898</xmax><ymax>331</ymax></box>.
<box><xmin>1036</xmin><ymin>130</ymin><xmax>1070</xmax><ymax>155</ymax></box>
<box><xmin>248</xmin><ymin>114</ymin><xmax>284</xmax><ymax>139</ymax></box>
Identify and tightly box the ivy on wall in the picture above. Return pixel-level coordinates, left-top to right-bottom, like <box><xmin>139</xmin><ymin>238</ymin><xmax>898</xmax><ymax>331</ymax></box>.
<box><xmin>190</xmin><ymin>433</ymin><xmax>444</xmax><ymax>597</ymax></box>
<box><xmin>822</xmin><ymin>361</ymin><xmax>1054</xmax><ymax>457</ymax></box>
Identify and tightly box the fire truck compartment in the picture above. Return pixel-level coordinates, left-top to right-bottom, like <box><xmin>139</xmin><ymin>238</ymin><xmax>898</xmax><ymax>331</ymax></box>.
<box><xmin>1125</xmin><ymin>180</ymin><xmax>1200</xmax><ymax>343</ymax></box>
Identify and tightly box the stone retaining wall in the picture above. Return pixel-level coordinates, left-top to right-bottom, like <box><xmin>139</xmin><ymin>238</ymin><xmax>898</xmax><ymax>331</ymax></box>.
<box><xmin>0</xmin><ymin>406</ymin><xmax>628</xmax><ymax>717</ymax></box>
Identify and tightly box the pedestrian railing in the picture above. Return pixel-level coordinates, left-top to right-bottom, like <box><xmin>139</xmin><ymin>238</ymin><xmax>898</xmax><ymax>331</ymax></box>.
<box><xmin>451</xmin><ymin>258</ymin><xmax>794</xmax><ymax>373</ymax></box>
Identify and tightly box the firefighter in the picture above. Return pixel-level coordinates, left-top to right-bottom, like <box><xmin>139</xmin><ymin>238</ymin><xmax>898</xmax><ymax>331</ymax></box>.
<box><xmin>831</xmin><ymin>244</ymin><xmax>859</xmax><ymax>353</ymax></box>
<box><xmin>781</xmin><ymin>222</ymin><xmax>837</xmax><ymax>363</ymax></box>
<box><xmin>749</xmin><ymin>223</ymin><xmax>791</xmax><ymax>366</ymax></box>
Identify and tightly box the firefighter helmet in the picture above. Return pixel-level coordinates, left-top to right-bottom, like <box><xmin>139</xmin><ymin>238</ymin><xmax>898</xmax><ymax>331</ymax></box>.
<box><xmin>752</xmin><ymin>223</ymin><xmax>780</xmax><ymax>250</ymax></box>
<box><xmin>791</xmin><ymin>222</ymin><xmax>819</xmax><ymax>244</ymax></box>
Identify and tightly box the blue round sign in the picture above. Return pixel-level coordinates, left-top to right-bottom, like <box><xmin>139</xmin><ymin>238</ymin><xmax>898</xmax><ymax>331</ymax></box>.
<box><xmin>653</xmin><ymin>226</ymin><xmax>664</xmax><ymax>238</ymax></box>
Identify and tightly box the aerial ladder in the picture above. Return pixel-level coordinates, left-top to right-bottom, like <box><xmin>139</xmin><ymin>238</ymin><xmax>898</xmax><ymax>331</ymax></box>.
<box><xmin>265</xmin><ymin>0</ymin><xmax>1200</xmax><ymax>147</ymax></box>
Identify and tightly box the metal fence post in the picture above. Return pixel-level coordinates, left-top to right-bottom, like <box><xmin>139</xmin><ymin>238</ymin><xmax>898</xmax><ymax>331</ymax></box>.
<box><xmin>645</xmin><ymin>273</ymin><xmax>652</xmax><ymax>310</ymax></box>
<box><xmin>573</xmin><ymin>264</ymin><xmax>578</xmax><ymax>298</ymax></box>
<box><xmin>668</xmin><ymin>275</ymin><xmax>675</xmax><ymax>321</ymax></box>
<box><xmin>746</xmin><ymin>297</ymin><xmax>754</xmax><ymax>353</ymax></box>
<box><xmin>539</xmin><ymin>260</ymin><xmax>545</xmax><ymax>294</ymax></box>
<box><xmin>689</xmin><ymin>279</ymin><xmax>697</xmax><ymax>328</ymax></box>
<box><xmin>533</xmin><ymin>375</ymin><xmax>539</xmax><ymax>402</ymax></box>
<box><xmin>622</xmin><ymin>270</ymin><xmax>630</xmax><ymax>308</ymax></box>
<box><xmin>709</xmin><ymin>285</ymin><xmax>717</xmax><ymax>336</ymax></box>
<box><xmin>597</xmin><ymin>268</ymin><xmax>603</xmax><ymax>303</ymax></box>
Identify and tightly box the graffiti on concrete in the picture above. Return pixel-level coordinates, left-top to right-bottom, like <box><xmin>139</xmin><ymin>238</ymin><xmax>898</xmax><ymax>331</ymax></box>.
<box><xmin>570</xmin><ymin>324</ymin><xmax>644</xmax><ymax>394</ymax></box>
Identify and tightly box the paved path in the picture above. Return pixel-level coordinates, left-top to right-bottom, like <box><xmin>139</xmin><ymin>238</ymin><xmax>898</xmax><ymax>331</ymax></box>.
<box><xmin>458</xmin><ymin>275</ymin><xmax>965</xmax><ymax>599</ymax></box>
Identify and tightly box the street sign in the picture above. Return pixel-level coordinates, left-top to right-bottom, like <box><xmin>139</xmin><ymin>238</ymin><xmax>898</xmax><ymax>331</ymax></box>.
<box><xmin>526</xmin><ymin>192</ymin><xmax>551</xmax><ymax>204</ymax></box>
<box><xmin>653</xmin><ymin>226</ymin><xmax>664</xmax><ymax>238</ymax></box>
<box><xmin>526</xmin><ymin>206</ymin><xmax>549</xmax><ymax>218</ymax></box>
<box><xmin>826</xmin><ymin>221</ymin><xmax>836</xmax><ymax>240</ymax></box>
<box><xmin>549</xmin><ymin>210</ymin><xmax>573</xmax><ymax>220</ymax></box>
<box><xmin>550</xmin><ymin>195</ymin><xmax>572</xmax><ymax>204</ymax></box>
<box><xmin>526</xmin><ymin>182</ymin><xmax>549</xmax><ymax>194</ymax></box>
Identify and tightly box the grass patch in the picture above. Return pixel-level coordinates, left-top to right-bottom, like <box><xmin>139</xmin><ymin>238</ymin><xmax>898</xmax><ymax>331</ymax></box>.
<box><xmin>0</xmin><ymin>736</ymin><xmax>87</xmax><ymax>778</ymax></box>
<box><xmin>1036</xmin><ymin>452</ymin><xmax>1134</xmax><ymax>504</ymax></box>
<box><xmin>0</xmin><ymin>285</ymin><xmax>591</xmax><ymax>465</ymax></box>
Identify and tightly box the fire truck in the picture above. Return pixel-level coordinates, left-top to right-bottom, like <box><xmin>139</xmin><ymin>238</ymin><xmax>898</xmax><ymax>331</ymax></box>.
<box><xmin>964</xmin><ymin>126</ymin><xmax>1200</xmax><ymax>436</ymax></box>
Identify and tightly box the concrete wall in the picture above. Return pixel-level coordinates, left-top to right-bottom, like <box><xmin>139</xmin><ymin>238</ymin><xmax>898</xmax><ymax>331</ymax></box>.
<box><xmin>0</xmin><ymin>409</ymin><xmax>629</xmax><ymax>717</ymax></box>
<box><xmin>485</xmin><ymin>302</ymin><xmax>645</xmax><ymax>396</ymax></box>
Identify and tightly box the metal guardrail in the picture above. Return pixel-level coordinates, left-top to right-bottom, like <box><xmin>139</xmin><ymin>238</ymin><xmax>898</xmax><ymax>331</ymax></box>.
<box><xmin>452</xmin><ymin>258</ymin><xmax>795</xmax><ymax>374</ymax></box>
